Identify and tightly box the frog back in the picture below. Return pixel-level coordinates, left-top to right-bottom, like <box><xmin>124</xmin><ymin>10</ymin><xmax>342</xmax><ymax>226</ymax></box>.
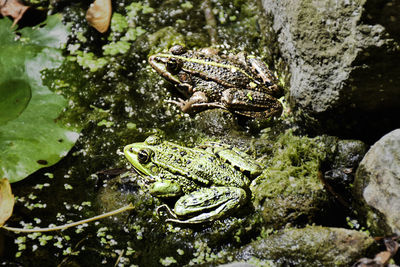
<box><xmin>178</xmin><ymin>52</ymin><xmax>259</xmax><ymax>90</ymax></box>
<box><xmin>151</xmin><ymin>142</ymin><xmax>249</xmax><ymax>188</ymax></box>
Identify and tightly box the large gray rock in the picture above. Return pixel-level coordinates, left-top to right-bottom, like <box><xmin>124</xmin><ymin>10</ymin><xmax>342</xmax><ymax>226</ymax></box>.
<box><xmin>262</xmin><ymin>0</ymin><xmax>400</xmax><ymax>139</ymax></box>
<box><xmin>230</xmin><ymin>226</ymin><xmax>375</xmax><ymax>267</ymax></box>
<box><xmin>354</xmin><ymin>129</ymin><xmax>400</xmax><ymax>235</ymax></box>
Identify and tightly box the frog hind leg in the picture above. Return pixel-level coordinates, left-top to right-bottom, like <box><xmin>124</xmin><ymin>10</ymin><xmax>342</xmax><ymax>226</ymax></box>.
<box><xmin>221</xmin><ymin>88</ymin><xmax>282</xmax><ymax>119</ymax></box>
<box><xmin>165</xmin><ymin>186</ymin><xmax>247</xmax><ymax>224</ymax></box>
<box><xmin>200</xmin><ymin>142</ymin><xmax>261</xmax><ymax>178</ymax></box>
<box><xmin>168</xmin><ymin>91</ymin><xmax>225</xmax><ymax>113</ymax></box>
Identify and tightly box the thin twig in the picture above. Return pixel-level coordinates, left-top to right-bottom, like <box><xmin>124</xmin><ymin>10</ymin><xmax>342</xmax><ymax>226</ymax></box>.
<box><xmin>1</xmin><ymin>203</ymin><xmax>134</xmax><ymax>233</ymax></box>
<box><xmin>114</xmin><ymin>249</ymin><xmax>125</xmax><ymax>267</ymax></box>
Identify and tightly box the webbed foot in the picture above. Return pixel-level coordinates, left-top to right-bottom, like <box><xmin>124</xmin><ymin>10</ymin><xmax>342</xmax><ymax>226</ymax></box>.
<box><xmin>156</xmin><ymin>204</ymin><xmax>178</xmax><ymax>219</ymax></box>
<box><xmin>166</xmin><ymin>98</ymin><xmax>187</xmax><ymax>110</ymax></box>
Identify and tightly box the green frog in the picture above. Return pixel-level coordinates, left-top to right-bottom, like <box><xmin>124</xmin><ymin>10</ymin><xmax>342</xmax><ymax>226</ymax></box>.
<box><xmin>124</xmin><ymin>135</ymin><xmax>262</xmax><ymax>224</ymax></box>
<box><xmin>148</xmin><ymin>45</ymin><xmax>283</xmax><ymax>119</ymax></box>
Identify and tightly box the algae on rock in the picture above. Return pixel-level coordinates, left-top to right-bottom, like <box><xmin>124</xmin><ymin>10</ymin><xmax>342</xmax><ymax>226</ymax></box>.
<box><xmin>231</xmin><ymin>226</ymin><xmax>375</xmax><ymax>266</ymax></box>
<box><xmin>251</xmin><ymin>131</ymin><xmax>329</xmax><ymax>228</ymax></box>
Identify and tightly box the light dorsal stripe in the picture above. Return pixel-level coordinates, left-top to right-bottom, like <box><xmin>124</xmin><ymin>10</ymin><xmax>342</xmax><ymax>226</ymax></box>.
<box><xmin>156</xmin><ymin>53</ymin><xmax>258</xmax><ymax>83</ymax></box>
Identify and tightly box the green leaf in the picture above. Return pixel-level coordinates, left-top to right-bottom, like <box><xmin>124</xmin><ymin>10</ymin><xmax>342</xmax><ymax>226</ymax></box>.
<box><xmin>0</xmin><ymin>79</ymin><xmax>31</xmax><ymax>125</ymax></box>
<box><xmin>0</xmin><ymin>178</ymin><xmax>14</xmax><ymax>226</ymax></box>
<box><xmin>0</xmin><ymin>18</ymin><xmax>14</xmax><ymax>44</ymax></box>
<box><xmin>18</xmin><ymin>14</ymin><xmax>69</xmax><ymax>49</ymax></box>
<box><xmin>0</xmin><ymin>16</ymin><xmax>79</xmax><ymax>183</ymax></box>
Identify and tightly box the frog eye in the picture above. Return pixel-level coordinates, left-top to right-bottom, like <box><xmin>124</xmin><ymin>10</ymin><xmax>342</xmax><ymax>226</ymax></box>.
<box><xmin>166</xmin><ymin>58</ymin><xmax>182</xmax><ymax>73</ymax></box>
<box><xmin>138</xmin><ymin>149</ymin><xmax>153</xmax><ymax>164</ymax></box>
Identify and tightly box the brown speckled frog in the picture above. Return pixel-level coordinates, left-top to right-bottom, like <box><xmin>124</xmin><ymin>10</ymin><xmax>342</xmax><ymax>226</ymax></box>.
<box><xmin>148</xmin><ymin>45</ymin><xmax>283</xmax><ymax>119</ymax></box>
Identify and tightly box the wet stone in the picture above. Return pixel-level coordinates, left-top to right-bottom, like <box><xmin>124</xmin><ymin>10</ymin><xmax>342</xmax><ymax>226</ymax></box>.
<box><xmin>229</xmin><ymin>226</ymin><xmax>376</xmax><ymax>267</ymax></box>
<box><xmin>353</xmin><ymin>129</ymin><xmax>400</xmax><ymax>236</ymax></box>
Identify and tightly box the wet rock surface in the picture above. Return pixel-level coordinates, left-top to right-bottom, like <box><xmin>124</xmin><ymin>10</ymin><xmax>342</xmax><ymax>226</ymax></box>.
<box><xmin>261</xmin><ymin>0</ymin><xmax>400</xmax><ymax>140</ymax></box>
<box><xmin>251</xmin><ymin>132</ymin><xmax>330</xmax><ymax>228</ymax></box>
<box><xmin>230</xmin><ymin>226</ymin><xmax>375</xmax><ymax>267</ymax></box>
<box><xmin>194</xmin><ymin>109</ymin><xmax>244</xmax><ymax>139</ymax></box>
<box><xmin>323</xmin><ymin>139</ymin><xmax>367</xmax><ymax>203</ymax></box>
<box><xmin>354</xmin><ymin>129</ymin><xmax>400</xmax><ymax>236</ymax></box>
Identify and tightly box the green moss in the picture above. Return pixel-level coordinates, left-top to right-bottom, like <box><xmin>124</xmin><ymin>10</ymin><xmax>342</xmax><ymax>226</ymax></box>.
<box><xmin>237</xmin><ymin>226</ymin><xmax>375</xmax><ymax>266</ymax></box>
<box><xmin>251</xmin><ymin>130</ymin><xmax>329</xmax><ymax>227</ymax></box>
<box><xmin>252</xmin><ymin>130</ymin><xmax>326</xmax><ymax>199</ymax></box>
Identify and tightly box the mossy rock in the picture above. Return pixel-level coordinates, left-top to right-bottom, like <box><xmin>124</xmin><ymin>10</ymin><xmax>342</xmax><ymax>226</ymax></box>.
<box><xmin>231</xmin><ymin>225</ymin><xmax>376</xmax><ymax>266</ymax></box>
<box><xmin>251</xmin><ymin>131</ymin><xmax>330</xmax><ymax>228</ymax></box>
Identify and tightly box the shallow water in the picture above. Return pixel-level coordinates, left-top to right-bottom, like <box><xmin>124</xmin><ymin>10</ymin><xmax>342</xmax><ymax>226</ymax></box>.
<box><xmin>1</xmin><ymin>0</ymin><xmax>287</xmax><ymax>265</ymax></box>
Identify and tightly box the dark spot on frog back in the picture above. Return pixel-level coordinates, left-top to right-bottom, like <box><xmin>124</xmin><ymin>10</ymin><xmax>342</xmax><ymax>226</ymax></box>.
<box><xmin>219</xmin><ymin>163</ymin><xmax>227</xmax><ymax>169</ymax></box>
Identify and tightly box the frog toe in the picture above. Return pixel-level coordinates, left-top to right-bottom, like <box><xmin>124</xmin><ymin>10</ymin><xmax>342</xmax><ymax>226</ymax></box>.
<box><xmin>156</xmin><ymin>204</ymin><xmax>179</xmax><ymax>219</ymax></box>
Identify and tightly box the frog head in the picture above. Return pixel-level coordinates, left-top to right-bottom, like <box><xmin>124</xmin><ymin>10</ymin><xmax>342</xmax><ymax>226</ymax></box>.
<box><xmin>124</xmin><ymin>135</ymin><xmax>183</xmax><ymax>197</ymax></box>
<box><xmin>148</xmin><ymin>45</ymin><xmax>193</xmax><ymax>97</ymax></box>
<box><xmin>123</xmin><ymin>135</ymin><xmax>162</xmax><ymax>177</ymax></box>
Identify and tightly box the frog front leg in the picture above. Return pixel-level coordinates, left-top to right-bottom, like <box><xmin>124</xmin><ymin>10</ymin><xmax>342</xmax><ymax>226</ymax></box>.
<box><xmin>161</xmin><ymin>186</ymin><xmax>247</xmax><ymax>224</ymax></box>
<box><xmin>146</xmin><ymin>170</ymin><xmax>199</xmax><ymax>198</ymax></box>
<box><xmin>221</xmin><ymin>88</ymin><xmax>282</xmax><ymax>119</ymax></box>
<box><xmin>247</xmin><ymin>57</ymin><xmax>282</xmax><ymax>97</ymax></box>
<box><xmin>169</xmin><ymin>91</ymin><xmax>226</xmax><ymax>113</ymax></box>
<box><xmin>235</xmin><ymin>53</ymin><xmax>282</xmax><ymax>97</ymax></box>
<box><xmin>147</xmin><ymin>179</ymin><xmax>183</xmax><ymax>198</ymax></box>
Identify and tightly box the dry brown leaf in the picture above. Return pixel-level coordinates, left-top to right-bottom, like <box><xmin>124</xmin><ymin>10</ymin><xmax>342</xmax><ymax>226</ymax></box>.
<box><xmin>0</xmin><ymin>178</ymin><xmax>14</xmax><ymax>226</ymax></box>
<box><xmin>373</xmin><ymin>251</ymin><xmax>391</xmax><ymax>265</ymax></box>
<box><xmin>353</xmin><ymin>236</ymin><xmax>400</xmax><ymax>267</ymax></box>
<box><xmin>0</xmin><ymin>0</ymin><xmax>30</xmax><ymax>27</ymax></box>
<box><xmin>86</xmin><ymin>0</ymin><xmax>112</xmax><ymax>33</ymax></box>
